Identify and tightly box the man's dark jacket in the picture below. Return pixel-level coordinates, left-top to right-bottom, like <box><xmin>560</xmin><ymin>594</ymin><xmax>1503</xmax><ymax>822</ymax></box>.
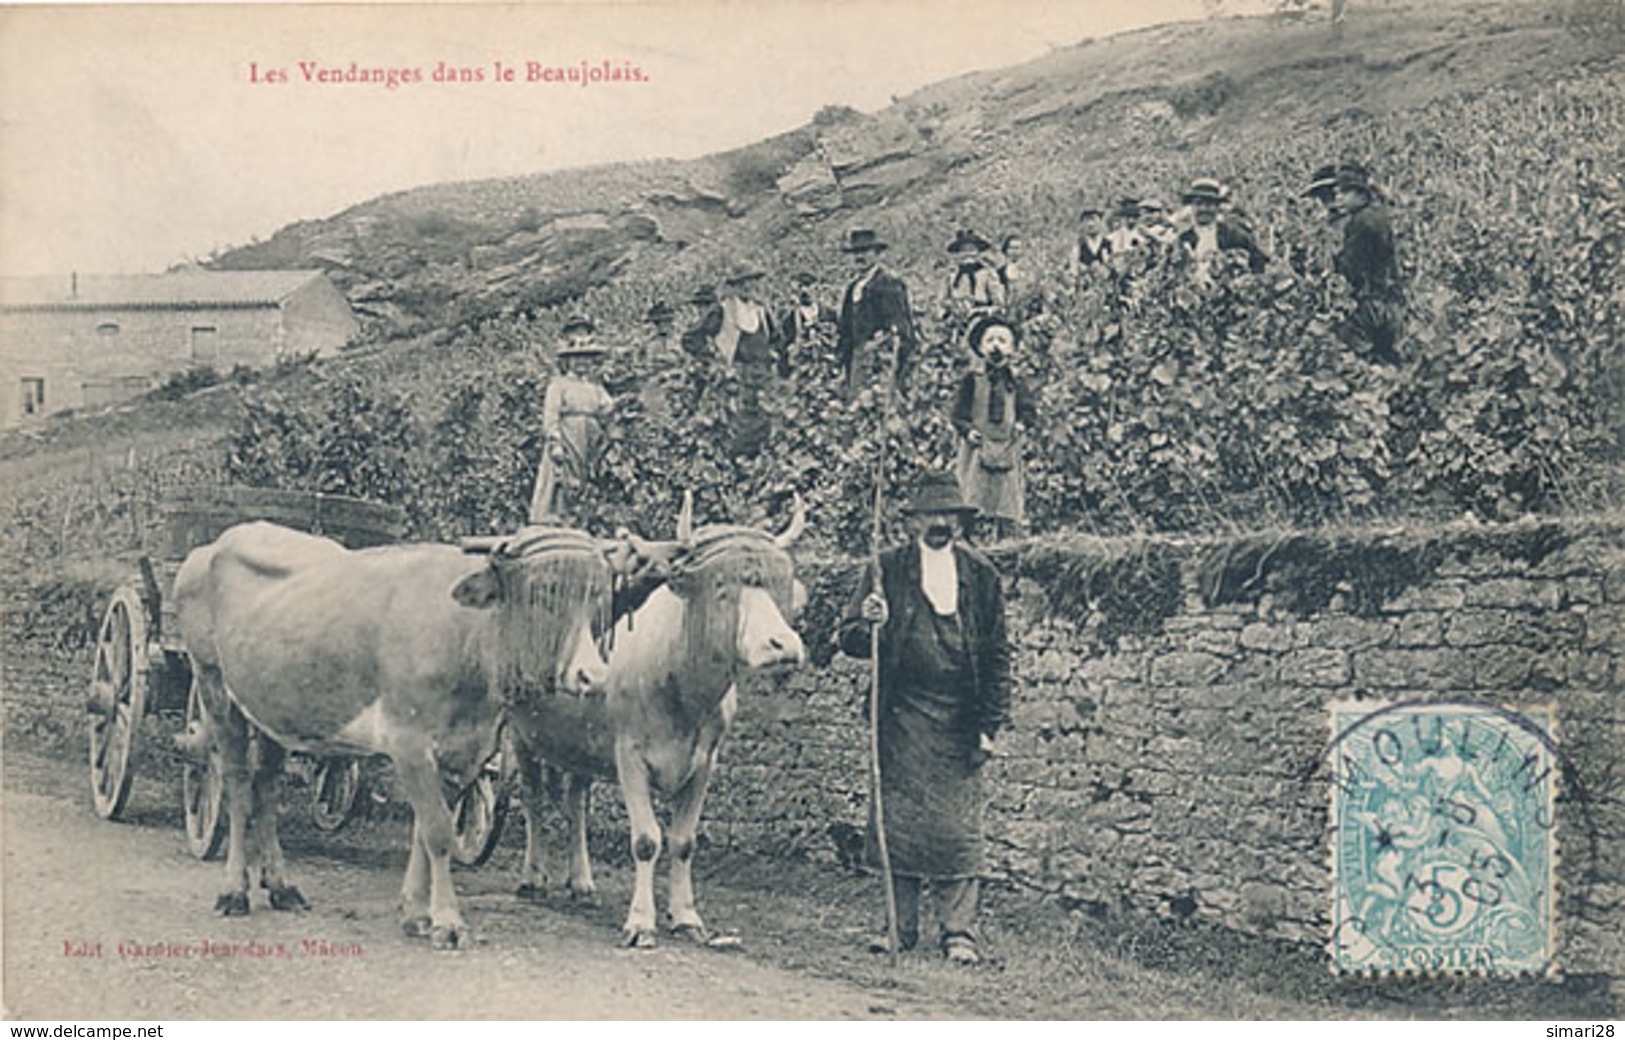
<box><xmin>1336</xmin><ymin>203</ymin><xmax>1403</xmax><ymax>301</ymax></box>
<box><xmin>838</xmin><ymin>542</ymin><xmax>1013</xmax><ymax>742</ymax></box>
<box><xmin>836</xmin><ymin>267</ymin><xmax>921</xmax><ymax>389</ymax></box>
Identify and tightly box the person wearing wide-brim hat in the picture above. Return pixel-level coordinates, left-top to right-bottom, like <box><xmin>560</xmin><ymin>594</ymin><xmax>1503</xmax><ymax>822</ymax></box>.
<box><xmin>1332</xmin><ymin>161</ymin><xmax>1405</xmax><ymax>364</ymax></box>
<box><xmin>1107</xmin><ymin>197</ymin><xmax>1147</xmax><ymax>261</ymax></box>
<box><xmin>837</xmin><ymin>227</ymin><xmax>920</xmax><ymax>401</ymax></box>
<box><xmin>1137</xmin><ymin>196</ymin><xmax>1178</xmax><ymax>250</ymax></box>
<box><xmin>944</xmin><ymin>229</ymin><xmax>1006</xmax><ymax>330</ymax></box>
<box><xmin>783</xmin><ymin>270</ymin><xmax>837</xmax><ymax>348</ymax></box>
<box><xmin>529</xmin><ymin>314</ymin><xmax>615</xmax><ymax>524</ymax></box>
<box><xmin>952</xmin><ymin>314</ymin><xmax>1037</xmax><ymax>540</ymax></box>
<box><xmin>709</xmin><ymin>260</ymin><xmax>787</xmax><ymax>456</ymax></box>
<box><xmin>1069</xmin><ymin>205</ymin><xmax>1111</xmax><ymax>276</ymax></box>
<box><xmin>704</xmin><ymin>263</ymin><xmax>778</xmax><ymax>368</ymax></box>
<box><xmin>679</xmin><ymin>285</ymin><xmax>719</xmax><ymax>360</ymax></box>
<box><xmin>837</xmin><ymin>468</ymin><xmax>1012</xmax><ymax>966</ymax></box>
<box><xmin>1177</xmin><ymin>176</ymin><xmax>1269</xmax><ymax>277</ymax></box>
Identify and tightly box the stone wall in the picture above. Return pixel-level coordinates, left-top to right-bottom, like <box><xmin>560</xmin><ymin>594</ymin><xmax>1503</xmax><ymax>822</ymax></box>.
<box><xmin>700</xmin><ymin>515</ymin><xmax>1624</xmax><ymax>974</ymax></box>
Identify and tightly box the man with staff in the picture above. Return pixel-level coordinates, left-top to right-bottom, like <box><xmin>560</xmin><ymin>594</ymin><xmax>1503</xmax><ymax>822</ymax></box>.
<box><xmin>838</xmin><ymin>470</ymin><xmax>1014</xmax><ymax>966</ymax></box>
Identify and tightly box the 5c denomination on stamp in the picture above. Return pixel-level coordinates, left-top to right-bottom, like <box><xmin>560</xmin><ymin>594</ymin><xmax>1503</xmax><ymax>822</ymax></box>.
<box><xmin>1328</xmin><ymin>700</ymin><xmax>1558</xmax><ymax>975</ymax></box>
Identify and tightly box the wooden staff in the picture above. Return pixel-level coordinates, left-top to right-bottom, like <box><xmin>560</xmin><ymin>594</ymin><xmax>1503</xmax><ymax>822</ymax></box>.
<box><xmin>868</xmin><ymin>327</ymin><xmax>900</xmax><ymax>968</ymax></box>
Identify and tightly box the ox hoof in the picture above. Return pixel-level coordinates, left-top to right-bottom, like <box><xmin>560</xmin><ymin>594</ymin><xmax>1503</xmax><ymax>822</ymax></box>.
<box><xmin>621</xmin><ymin>926</ymin><xmax>659</xmax><ymax>949</ymax></box>
<box><xmin>268</xmin><ymin>885</ymin><xmax>310</xmax><ymax>912</ymax></box>
<box><xmin>430</xmin><ymin>924</ymin><xmax>472</xmax><ymax>951</ymax></box>
<box><xmin>515</xmin><ymin>883</ymin><xmax>547</xmax><ymax>904</ymax></box>
<box><xmin>400</xmin><ymin>915</ymin><xmax>433</xmax><ymax>939</ymax></box>
<box><xmin>567</xmin><ymin>885</ymin><xmax>600</xmax><ymax>908</ymax></box>
<box><xmin>668</xmin><ymin>922</ymin><xmax>710</xmax><ymax>945</ymax></box>
<box><xmin>214</xmin><ymin>892</ymin><xmax>250</xmax><ymax>917</ymax></box>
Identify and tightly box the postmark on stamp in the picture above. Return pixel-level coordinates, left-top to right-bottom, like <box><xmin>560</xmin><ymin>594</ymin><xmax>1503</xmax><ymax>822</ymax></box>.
<box><xmin>1328</xmin><ymin>700</ymin><xmax>1558</xmax><ymax>975</ymax></box>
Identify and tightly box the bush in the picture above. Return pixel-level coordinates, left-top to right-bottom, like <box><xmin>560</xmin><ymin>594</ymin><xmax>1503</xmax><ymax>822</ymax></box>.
<box><xmin>151</xmin><ymin>366</ymin><xmax>222</xmax><ymax>402</ymax></box>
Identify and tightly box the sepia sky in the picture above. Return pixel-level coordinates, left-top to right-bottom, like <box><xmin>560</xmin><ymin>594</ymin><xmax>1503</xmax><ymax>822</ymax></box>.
<box><xmin>0</xmin><ymin>1</ymin><xmax>1267</xmax><ymax>276</ymax></box>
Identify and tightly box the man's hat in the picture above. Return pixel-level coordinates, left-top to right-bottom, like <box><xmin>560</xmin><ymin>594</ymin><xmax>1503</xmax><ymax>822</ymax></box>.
<box><xmin>794</xmin><ymin>271</ymin><xmax>819</xmax><ymax>286</ymax></box>
<box><xmin>1078</xmin><ymin>204</ymin><xmax>1104</xmax><ymax>220</ymax></box>
<box><xmin>646</xmin><ymin>300</ymin><xmax>674</xmax><ymax>325</ymax></box>
<box><xmin>560</xmin><ymin>314</ymin><xmax>596</xmax><ymax>337</ymax></box>
<box><xmin>842</xmin><ymin>228</ymin><xmax>890</xmax><ymax>253</ymax></box>
<box><xmin>947</xmin><ymin>229</ymin><xmax>993</xmax><ymax>254</ymax></box>
<box><xmin>689</xmin><ymin>285</ymin><xmax>718</xmax><ymax>307</ymax></box>
<box><xmin>556</xmin><ymin>316</ymin><xmax>605</xmax><ymax>358</ymax></box>
<box><xmin>965</xmin><ymin>313</ymin><xmax>1021</xmax><ymax>357</ymax></box>
<box><xmin>1183</xmin><ymin>178</ymin><xmax>1226</xmax><ymax>204</ymax></box>
<box><xmin>1336</xmin><ymin>162</ymin><xmax>1375</xmax><ymax>196</ymax></box>
<box><xmin>1139</xmin><ymin>197</ymin><xmax>1169</xmax><ymax>214</ymax></box>
<box><xmin>1115</xmin><ymin>197</ymin><xmax>1142</xmax><ymax>219</ymax></box>
<box><xmin>724</xmin><ymin>263</ymin><xmax>767</xmax><ymax>286</ymax></box>
<box><xmin>901</xmin><ymin>470</ymin><xmax>978</xmax><ymax>516</ymax></box>
<box><xmin>1302</xmin><ymin>164</ymin><xmax>1339</xmax><ymax>201</ymax></box>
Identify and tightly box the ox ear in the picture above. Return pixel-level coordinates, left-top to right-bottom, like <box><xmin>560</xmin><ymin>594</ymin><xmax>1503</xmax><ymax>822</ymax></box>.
<box><xmin>791</xmin><ymin>578</ymin><xmax>809</xmax><ymax>618</ymax></box>
<box><xmin>676</xmin><ymin>490</ymin><xmax>695</xmax><ymax>542</ymax></box>
<box><xmin>774</xmin><ymin>492</ymin><xmax>807</xmax><ymax>549</ymax></box>
<box><xmin>451</xmin><ymin>564</ymin><xmax>503</xmax><ymax>610</ymax></box>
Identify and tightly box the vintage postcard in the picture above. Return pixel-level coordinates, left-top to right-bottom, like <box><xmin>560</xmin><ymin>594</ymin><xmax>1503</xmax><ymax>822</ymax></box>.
<box><xmin>2</xmin><ymin>0</ymin><xmax>1621</xmax><ymax>1024</ymax></box>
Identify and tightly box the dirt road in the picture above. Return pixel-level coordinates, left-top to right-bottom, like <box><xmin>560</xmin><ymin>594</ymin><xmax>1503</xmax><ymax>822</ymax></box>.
<box><xmin>8</xmin><ymin>741</ymin><xmax>1608</xmax><ymax>1021</ymax></box>
<box><xmin>2</xmin><ymin>753</ymin><xmax>942</xmax><ymax>1020</ymax></box>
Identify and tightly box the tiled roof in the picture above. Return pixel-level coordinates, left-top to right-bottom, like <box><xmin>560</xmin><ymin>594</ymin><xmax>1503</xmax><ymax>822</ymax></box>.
<box><xmin>0</xmin><ymin>270</ymin><xmax>329</xmax><ymax>311</ymax></box>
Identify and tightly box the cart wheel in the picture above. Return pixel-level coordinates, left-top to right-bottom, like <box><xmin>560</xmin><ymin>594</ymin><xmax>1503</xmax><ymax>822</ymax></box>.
<box><xmin>310</xmin><ymin>758</ymin><xmax>363</xmax><ymax>833</ymax></box>
<box><xmin>181</xmin><ymin>679</ymin><xmax>225</xmax><ymax>860</ymax></box>
<box><xmin>452</xmin><ymin>771</ymin><xmax>509</xmax><ymax>868</ymax></box>
<box><xmin>88</xmin><ymin>587</ymin><xmax>149</xmax><ymax>820</ymax></box>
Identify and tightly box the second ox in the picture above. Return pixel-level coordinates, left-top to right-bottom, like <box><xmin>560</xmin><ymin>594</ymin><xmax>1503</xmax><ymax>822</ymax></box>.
<box><xmin>509</xmin><ymin>495</ymin><xmax>808</xmax><ymax>947</ymax></box>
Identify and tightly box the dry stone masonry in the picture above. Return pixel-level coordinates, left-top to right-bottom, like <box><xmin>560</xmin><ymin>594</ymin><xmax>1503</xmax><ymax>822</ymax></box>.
<box><xmin>705</xmin><ymin>515</ymin><xmax>1623</xmax><ymax>975</ymax></box>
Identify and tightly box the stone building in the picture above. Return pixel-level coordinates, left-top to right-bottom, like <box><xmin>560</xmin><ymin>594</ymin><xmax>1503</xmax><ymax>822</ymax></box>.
<box><xmin>0</xmin><ymin>269</ymin><xmax>357</xmax><ymax>427</ymax></box>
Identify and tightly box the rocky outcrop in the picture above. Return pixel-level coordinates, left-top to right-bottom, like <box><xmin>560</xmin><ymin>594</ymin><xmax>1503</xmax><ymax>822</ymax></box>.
<box><xmin>775</xmin><ymin>112</ymin><xmax>962</xmax><ymax>215</ymax></box>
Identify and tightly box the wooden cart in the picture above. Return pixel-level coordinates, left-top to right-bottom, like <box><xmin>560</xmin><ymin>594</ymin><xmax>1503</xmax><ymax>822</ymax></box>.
<box><xmin>85</xmin><ymin>485</ymin><xmax>510</xmax><ymax>865</ymax></box>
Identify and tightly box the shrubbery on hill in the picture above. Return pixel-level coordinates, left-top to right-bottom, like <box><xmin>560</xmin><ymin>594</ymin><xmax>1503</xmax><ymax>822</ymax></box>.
<box><xmin>220</xmin><ymin>66</ymin><xmax>1623</xmax><ymax>550</ymax></box>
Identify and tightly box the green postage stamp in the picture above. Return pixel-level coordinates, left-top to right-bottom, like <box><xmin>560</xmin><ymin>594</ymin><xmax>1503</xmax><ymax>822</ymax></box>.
<box><xmin>1328</xmin><ymin>701</ymin><xmax>1558</xmax><ymax>975</ymax></box>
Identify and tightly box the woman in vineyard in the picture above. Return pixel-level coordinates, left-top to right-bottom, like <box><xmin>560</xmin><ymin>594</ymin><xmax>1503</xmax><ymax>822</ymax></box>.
<box><xmin>528</xmin><ymin>316</ymin><xmax>615</xmax><ymax>525</ymax></box>
<box><xmin>951</xmin><ymin>314</ymin><xmax>1037</xmax><ymax>541</ymax></box>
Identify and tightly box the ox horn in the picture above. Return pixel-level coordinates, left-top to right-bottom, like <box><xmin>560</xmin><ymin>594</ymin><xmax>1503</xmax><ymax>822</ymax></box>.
<box><xmin>774</xmin><ymin>492</ymin><xmax>807</xmax><ymax>549</ymax></box>
<box><xmin>676</xmin><ymin>489</ymin><xmax>695</xmax><ymax>543</ymax></box>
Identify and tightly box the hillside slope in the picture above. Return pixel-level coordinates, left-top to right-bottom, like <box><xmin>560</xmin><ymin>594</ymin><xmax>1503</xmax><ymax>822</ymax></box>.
<box><xmin>209</xmin><ymin>0</ymin><xmax>1620</xmax><ymax>339</ymax></box>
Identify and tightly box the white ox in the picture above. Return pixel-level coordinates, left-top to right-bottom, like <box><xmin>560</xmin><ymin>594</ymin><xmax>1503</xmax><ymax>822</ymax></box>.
<box><xmin>173</xmin><ymin>521</ymin><xmax>615</xmax><ymax>949</ymax></box>
<box><xmin>509</xmin><ymin>497</ymin><xmax>807</xmax><ymax>946</ymax></box>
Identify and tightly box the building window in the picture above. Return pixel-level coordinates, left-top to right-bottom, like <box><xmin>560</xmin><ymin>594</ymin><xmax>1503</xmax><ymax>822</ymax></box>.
<box><xmin>20</xmin><ymin>377</ymin><xmax>45</xmax><ymax>415</ymax></box>
<box><xmin>189</xmin><ymin>325</ymin><xmax>219</xmax><ymax>362</ymax></box>
<box><xmin>96</xmin><ymin>322</ymin><xmax>120</xmax><ymax>337</ymax></box>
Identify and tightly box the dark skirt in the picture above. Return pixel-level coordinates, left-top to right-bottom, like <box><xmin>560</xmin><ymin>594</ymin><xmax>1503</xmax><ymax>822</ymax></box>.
<box><xmin>868</xmin><ymin>682</ymin><xmax>985</xmax><ymax>880</ymax></box>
